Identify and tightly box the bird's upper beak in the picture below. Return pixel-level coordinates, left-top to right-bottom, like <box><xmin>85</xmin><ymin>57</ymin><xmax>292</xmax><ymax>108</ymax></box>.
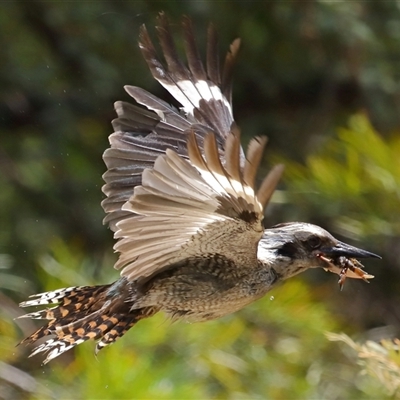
<box><xmin>320</xmin><ymin>241</ymin><xmax>381</xmax><ymax>260</ymax></box>
<box><xmin>317</xmin><ymin>241</ymin><xmax>381</xmax><ymax>283</ymax></box>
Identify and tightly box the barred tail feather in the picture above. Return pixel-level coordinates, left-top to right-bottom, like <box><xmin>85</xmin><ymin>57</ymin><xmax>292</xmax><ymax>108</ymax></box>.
<box><xmin>95</xmin><ymin>315</ymin><xmax>138</xmax><ymax>355</ymax></box>
<box><xmin>19</xmin><ymin>285</ymin><xmax>110</xmax><ymax>322</ymax></box>
<box><xmin>28</xmin><ymin>311</ymin><xmax>133</xmax><ymax>364</ymax></box>
<box><xmin>18</xmin><ymin>282</ymin><xmax>155</xmax><ymax>364</ymax></box>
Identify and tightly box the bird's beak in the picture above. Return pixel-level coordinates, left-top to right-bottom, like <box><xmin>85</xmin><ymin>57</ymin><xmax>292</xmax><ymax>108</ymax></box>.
<box><xmin>317</xmin><ymin>241</ymin><xmax>380</xmax><ymax>287</ymax></box>
<box><xmin>320</xmin><ymin>241</ymin><xmax>381</xmax><ymax>260</ymax></box>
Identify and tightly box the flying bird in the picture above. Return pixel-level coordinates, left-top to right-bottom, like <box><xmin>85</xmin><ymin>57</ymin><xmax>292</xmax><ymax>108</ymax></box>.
<box><xmin>18</xmin><ymin>13</ymin><xmax>380</xmax><ymax>364</ymax></box>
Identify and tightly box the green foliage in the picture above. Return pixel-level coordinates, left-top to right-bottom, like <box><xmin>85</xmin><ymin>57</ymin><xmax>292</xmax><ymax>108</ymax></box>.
<box><xmin>327</xmin><ymin>333</ymin><xmax>400</xmax><ymax>398</ymax></box>
<box><xmin>281</xmin><ymin>113</ymin><xmax>400</xmax><ymax>241</ymax></box>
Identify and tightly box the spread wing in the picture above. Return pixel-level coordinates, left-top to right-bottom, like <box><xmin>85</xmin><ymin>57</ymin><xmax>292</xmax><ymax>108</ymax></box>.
<box><xmin>102</xmin><ymin>13</ymin><xmax>241</xmax><ymax>231</ymax></box>
<box><xmin>115</xmin><ymin>131</ymin><xmax>284</xmax><ymax>282</ymax></box>
<box><xmin>101</xmin><ymin>13</ymin><xmax>284</xmax><ymax>282</ymax></box>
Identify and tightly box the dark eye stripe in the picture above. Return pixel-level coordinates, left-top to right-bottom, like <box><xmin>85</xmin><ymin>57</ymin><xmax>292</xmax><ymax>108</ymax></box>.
<box><xmin>277</xmin><ymin>242</ymin><xmax>297</xmax><ymax>258</ymax></box>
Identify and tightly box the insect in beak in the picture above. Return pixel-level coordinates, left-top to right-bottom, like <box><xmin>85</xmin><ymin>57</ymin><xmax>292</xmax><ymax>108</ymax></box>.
<box><xmin>317</xmin><ymin>254</ymin><xmax>375</xmax><ymax>290</ymax></box>
<box><xmin>316</xmin><ymin>241</ymin><xmax>380</xmax><ymax>289</ymax></box>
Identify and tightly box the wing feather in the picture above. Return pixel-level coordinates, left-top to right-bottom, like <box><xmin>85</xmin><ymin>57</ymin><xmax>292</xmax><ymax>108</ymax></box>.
<box><xmin>114</xmin><ymin>131</ymin><xmax>275</xmax><ymax>282</ymax></box>
<box><xmin>182</xmin><ymin>16</ymin><xmax>207</xmax><ymax>81</ymax></box>
<box><xmin>222</xmin><ymin>38</ymin><xmax>241</xmax><ymax>104</ymax></box>
<box><xmin>243</xmin><ymin>136</ymin><xmax>268</xmax><ymax>188</ymax></box>
<box><xmin>256</xmin><ymin>164</ymin><xmax>285</xmax><ymax>209</ymax></box>
<box><xmin>206</xmin><ymin>23</ymin><xmax>220</xmax><ymax>85</ymax></box>
<box><xmin>100</xmin><ymin>15</ymin><xmax>284</xmax><ymax>282</ymax></box>
<box><xmin>102</xmin><ymin>15</ymin><xmax>244</xmax><ymax>232</ymax></box>
<box><xmin>138</xmin><ymin>12</ymin><xmax>235</xmax><ymax>138</ymax></box>
<box><xmin>224</xmin><ymin>124</ymin><xmax>241</xmax><ymax>181</ymax></box>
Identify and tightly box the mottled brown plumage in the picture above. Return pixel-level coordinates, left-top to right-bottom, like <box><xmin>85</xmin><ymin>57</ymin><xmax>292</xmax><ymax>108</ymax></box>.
<box><xmin>18</xmin><ymin>13</ymin><xmax>379</xmax><ymax>364</ymax></box>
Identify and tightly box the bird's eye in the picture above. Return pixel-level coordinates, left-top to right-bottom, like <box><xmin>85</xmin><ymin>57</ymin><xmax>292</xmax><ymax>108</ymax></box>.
<box><xmin>307</xmin><ymin>236</ymin><xmax>321</xmax><ymax>249</ymax></box>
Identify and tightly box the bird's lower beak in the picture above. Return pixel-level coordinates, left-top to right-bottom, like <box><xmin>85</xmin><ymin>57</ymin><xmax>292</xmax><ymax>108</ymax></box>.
<box><xmin>317</xmin><ymin>242</ymin><xmax>380</xmax><ymax>289</ymax></box>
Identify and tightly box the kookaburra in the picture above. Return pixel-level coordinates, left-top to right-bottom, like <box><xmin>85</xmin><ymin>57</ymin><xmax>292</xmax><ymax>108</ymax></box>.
<box><xmin>18</xmin><ymin>13</ymin><xmax>380</xmax><ymax>364</ymax></box>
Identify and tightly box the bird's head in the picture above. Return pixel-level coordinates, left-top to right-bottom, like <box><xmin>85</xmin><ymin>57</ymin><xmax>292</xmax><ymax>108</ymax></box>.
<box><xmin>258</xmin><ymin>222</ymin><xmax>380</xmax><ymax>287</ymax></box>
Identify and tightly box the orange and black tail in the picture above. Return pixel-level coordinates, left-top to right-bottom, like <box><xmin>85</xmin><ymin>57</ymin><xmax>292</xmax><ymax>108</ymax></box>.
<box><xmin>18</xmin><ymin>282</ymin><xmax>155</xmax><ymax>364</ymax></box>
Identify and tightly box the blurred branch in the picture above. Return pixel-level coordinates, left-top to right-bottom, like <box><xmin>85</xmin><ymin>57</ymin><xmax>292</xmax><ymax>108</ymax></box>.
<box><xmin>0</xmin><ymin>361</ymin><xmax>53</xmax><ymax>400</ymax></box>
<box><xmin>327</xmin><ymin>332</ymin><xmax>400</xmax><ymax>398</ymax></box>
